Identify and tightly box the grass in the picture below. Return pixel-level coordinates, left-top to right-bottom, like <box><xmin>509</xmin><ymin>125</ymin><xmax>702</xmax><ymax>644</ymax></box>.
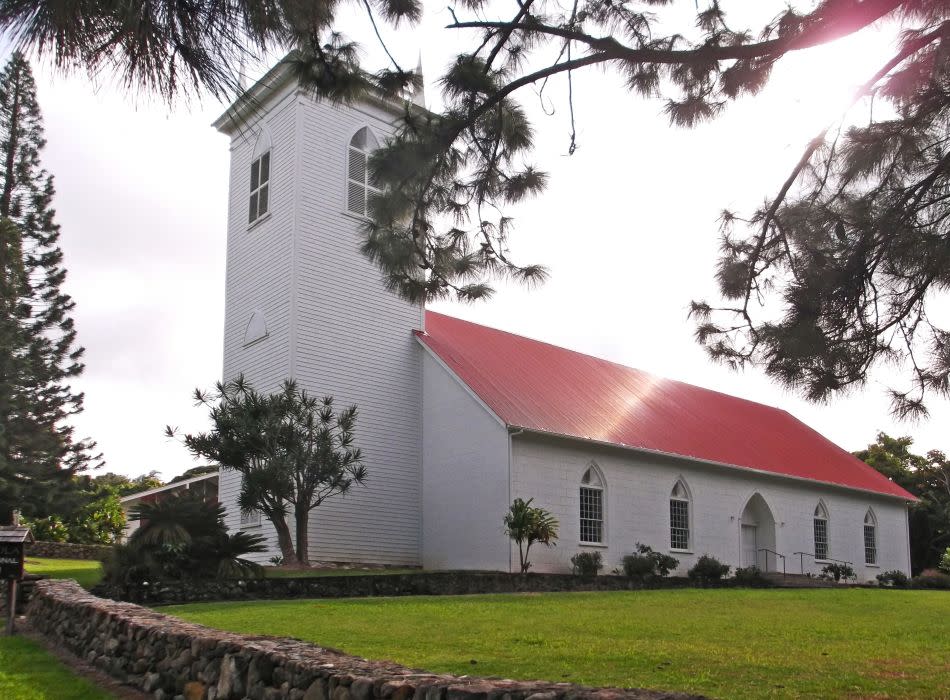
<box><xmin>167</xmin><ymin>589</ymin><xmax>950</xmax><ymax>700</ymax></box>
<box><xmin>0</xmin><ymin>636</ymin><xmax>113</xmax><ymax>700</ymax></box>
<box><xmin>24</xmin><ymin>557</ymin><xmax>103</xmax><ymax>589</ymax></box>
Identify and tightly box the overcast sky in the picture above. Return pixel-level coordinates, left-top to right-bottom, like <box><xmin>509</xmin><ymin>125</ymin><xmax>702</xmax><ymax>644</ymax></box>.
<box><xmin>12</xmin><ymin>1</ymin><xmax>950</xmax><ymax>481</ymax></box>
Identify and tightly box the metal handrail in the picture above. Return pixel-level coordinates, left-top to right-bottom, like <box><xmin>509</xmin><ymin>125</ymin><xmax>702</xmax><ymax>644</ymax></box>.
<box><xmin>757</xmin><ymin>548</ymin><xmax>785</xmax><ymax>576</ymax></box>
<box><xmin>792</xmin><ymin>551</ymin><xmax>854</xmax><ymax>575</ymax></box>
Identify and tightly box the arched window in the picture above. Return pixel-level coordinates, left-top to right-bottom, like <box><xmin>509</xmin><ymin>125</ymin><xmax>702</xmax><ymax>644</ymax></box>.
<box><xmin>243</xmin><ymin>310</ymin><xmax>268</xmax><ymax>345</ymax></box>
<box><xmin>669</xmin><ymin>480</ymin><xmax>690</xmax><ymax>550</ymax></box>
<box><xmin>579</xmin><ymin>465</ymin><xmax>604</xmax><ymax>544</ymax></box>
<box><xmin>863</xmin><ymin>509</ymin><xmax>877</xmax><ymax>565</ymax></box>
<box><xmin>347</xmin><ymin>127</ymin><xmax>380</xmax><ymax>216</ymax></box>
<box><xmin>814</xmin><ymin>501</ymin><xmax>830</xmax><ymax>560</ymax></box>
<box><xmin>248</xmin><ymin>129</ymin><xmax>271</xmax><ymax>224</ymax></box>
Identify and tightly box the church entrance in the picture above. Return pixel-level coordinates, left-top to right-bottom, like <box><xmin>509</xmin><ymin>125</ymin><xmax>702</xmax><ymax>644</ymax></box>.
<box><xmin>739</xmin><ymin>493</ymin><xmax>777</xmax><ymax>570</ymax></box>
<box><xmin>741</xmin><ymin>525</ymin><xmax>757</xmax><ymax>568</ymax></box>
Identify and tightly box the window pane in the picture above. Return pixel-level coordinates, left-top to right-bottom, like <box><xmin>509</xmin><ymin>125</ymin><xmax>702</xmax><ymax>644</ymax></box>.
<box><xmin>670</xmin><ymin>499</ymin><xmax>689</xmax><ymax>550</ymax></box>
<box><xmin>579</xmin><ymin>487</ymin><xmax>603</xmax><ymax>543</ymax></box>
<box><xmin>258</xmin><ymin>184</ymin><xmax>269</xmax><ymax>215</ymax></box>
<box><xmin>349</xmin><ymin>148</ymin><xmax>367</xmax><ymax>183</ymax></box>
<box><xmin>248</xmin><ymin>192</ymin><xmax>258</xmax><ymax>223</ymax></box>
<box><xmin>348</xmin><ymin>181</ymin><xmax>366</xmax><ymax>215</ymax></box>
<box><xmin>260</xmin><ymin>152</ymin><xmax>270</xmax><ymax>184</ymax></box>
<box><xmin>250</xmin><ymin>158</ymin><xmax>260</xmax><ymax>191</ymax></box>
<box><xmin>814</xmin><ymin>518</ymin><xmax>828</xmax><ymax>559</ymax></box>
<box><xmin>864</xmin><ymin>524</ymin><xmax>876</xmax><ymax>565</ymax></box>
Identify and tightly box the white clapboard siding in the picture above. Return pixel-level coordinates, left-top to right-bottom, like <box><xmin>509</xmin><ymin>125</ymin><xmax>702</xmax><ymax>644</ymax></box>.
<box><xmin>420</xmin><ymin>349</ymin><xmax>511</xmax><ymax>571</ymax></box>
<box><xmin>510</xmin><ymin>434</ymin><xmax>912</xmax><ymax>579</ymax></box>
<box><xmin>290</xmin><ymin>96</ymin><xmax>422</xmax><ymax>565</ymax></box>
<box><xmin>219</xmin><ymin>84</ymin><xmax>300</xmax><ymax>561</ymax></box>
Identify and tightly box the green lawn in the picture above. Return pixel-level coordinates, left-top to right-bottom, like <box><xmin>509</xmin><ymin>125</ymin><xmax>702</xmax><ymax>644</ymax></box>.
<box><xmin>167</xmin><ymin>589</ymin><xmax>950</xmax><ymax>700</ymax></box>
<box><xmin>24</xmin><ymin>557</ymin><xmax>103</xmax><ymax>589</ymax></box>
<box><xmin>0</xmin><ymin>636</ymin><xmax>113</xmax><ymax>700</ymax></box>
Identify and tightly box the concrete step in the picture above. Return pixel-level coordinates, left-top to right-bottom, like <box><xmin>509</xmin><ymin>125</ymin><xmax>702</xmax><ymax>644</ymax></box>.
<box><xmin>762</xmin><ymin>572</ymin><xmax>836</xmax><ymax>588</ymax></box>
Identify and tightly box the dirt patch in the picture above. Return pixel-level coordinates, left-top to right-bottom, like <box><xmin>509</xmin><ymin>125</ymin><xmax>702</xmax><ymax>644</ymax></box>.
<box><xmin>864</xmin><ymin>658</ymin><xmax>914</xmax><ymax>681</ymax></box>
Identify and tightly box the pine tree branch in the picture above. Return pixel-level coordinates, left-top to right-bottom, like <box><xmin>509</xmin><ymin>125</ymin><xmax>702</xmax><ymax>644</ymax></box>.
<box><xmin>448</xmin><ymin>0</ymin><xmax>906</xmax><ymax>67</ymax></box>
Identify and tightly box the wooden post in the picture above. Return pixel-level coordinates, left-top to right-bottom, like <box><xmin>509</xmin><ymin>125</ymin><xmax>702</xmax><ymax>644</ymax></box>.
<box><xmin>0</xmin><ymin>526</ymin><xmax>31</xmax><ymax>636</ymax></box>
<box><xmin>4</xmin><ymin>579</ymin><xmax>15</xmax><ymax>635</ymax></box>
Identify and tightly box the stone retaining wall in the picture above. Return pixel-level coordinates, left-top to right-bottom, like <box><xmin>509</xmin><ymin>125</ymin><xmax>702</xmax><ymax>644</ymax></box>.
<box><xmin>27</xmin><ymin>579</ymin><xmax>701</xmax><ymax>700</ymax></box>
<box><xmin>27</xmin><ymin>540</ymin><xmax>114</xmax><ymax>561</ymax></box>
<box><xmin>92</xmin><ymin>572</ymin><xmax>703</xmax><ymax>606</ymax></box>
<box><xmin>0</xmin><ymin>573</ymin><xmax>44</xmax><ymax>615</ymax></box>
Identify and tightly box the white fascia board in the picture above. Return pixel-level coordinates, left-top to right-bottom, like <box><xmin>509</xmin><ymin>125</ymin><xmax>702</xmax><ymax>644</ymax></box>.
<box><xmin>119</xmin><ymin>472</ymin><xmax>219</xmax><ymax>504</ymax></box>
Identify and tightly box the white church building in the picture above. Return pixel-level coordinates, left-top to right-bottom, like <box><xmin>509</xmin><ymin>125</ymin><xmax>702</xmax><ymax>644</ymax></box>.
<box><xmin>213</xmin><ymin>60</ymin><xmax>915</xmax><ymax>580</ymax></box>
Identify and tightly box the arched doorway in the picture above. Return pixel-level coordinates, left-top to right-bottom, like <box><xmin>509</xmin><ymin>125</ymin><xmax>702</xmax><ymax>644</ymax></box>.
<box><xmin>739</xmin><ymin>493</ymin><xmax>777</xmax><ymax>570</ymax></box>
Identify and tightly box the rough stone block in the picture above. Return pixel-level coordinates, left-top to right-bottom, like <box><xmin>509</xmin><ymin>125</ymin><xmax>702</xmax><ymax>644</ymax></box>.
<box><xmin>183</xmin><ymin>681</ymin><xmax>207</xmax><ymax>700</ymax></box>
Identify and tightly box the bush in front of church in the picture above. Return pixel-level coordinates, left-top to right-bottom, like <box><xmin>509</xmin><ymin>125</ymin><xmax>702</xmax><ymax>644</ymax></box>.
<box><xmin>103</xmin><ymin>491</ymin><xmax>265</xmax><ymax>584</ymax></box>
<box><xmin>911</xmin><ymin>569</ymin><xmax>950</xmax><ymax>589</ymax></box>
<box><xmin>876</xmin><ymin>569</ymin><xmax>910</xmax><ymax>588</ymax></box>
<box><xmin>687</xmin><ymin>555</ymin><xmax>731</xmax><ymax>584</ymax></box>
<box><xmin>732</xmin><ymin>566</ymin><xmax>767</xmax><ymax>586</ymax></box>
<box><xmin>819</xmin><ymin>562</ymin><xmax>856</xmax><ymax>583</ymax></box>
<box><xmin>570</xmin><ymin>551</ymin><xmax>603</xmax><ymax>577</ymax></box>
<box><xmin>621</xmin><ymin>543</ymin><xmax>679</xmax><ymax>582</ymax></box>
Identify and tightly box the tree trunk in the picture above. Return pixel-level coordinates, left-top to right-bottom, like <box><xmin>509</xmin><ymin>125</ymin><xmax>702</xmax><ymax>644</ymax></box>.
<box><xmin>295</xmin><ymin>508</ymin><xmax>310</xmax><ymax>566</ymax></box>
<box><xmin>270</xmin><ymin>515</ymin><xmax>296</xmax><ymax>563</ymax></box>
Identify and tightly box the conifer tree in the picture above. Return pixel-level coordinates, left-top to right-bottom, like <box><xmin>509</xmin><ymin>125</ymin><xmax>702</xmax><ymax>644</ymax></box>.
<box><xmin>0</xmin><ymin>51</ymin><xmax>97</xmax><ymax>524</ymax></box>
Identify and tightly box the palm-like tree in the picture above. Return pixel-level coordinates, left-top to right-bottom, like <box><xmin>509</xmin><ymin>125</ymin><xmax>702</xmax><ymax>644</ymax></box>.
<box><xmin>504</xmin><ymin>498</ymin><xmax>559</xmax><ymax>574</ymax></box>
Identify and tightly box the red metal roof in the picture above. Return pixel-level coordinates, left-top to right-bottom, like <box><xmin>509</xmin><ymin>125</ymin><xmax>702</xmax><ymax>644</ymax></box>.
<box><xmin>418</xmin><ymin>311</ymin><xmax>914</xmax><ymax>501</ymax></box>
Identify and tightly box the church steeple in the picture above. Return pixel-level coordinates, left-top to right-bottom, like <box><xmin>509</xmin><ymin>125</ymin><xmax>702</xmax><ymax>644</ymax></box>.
<box><xmin>411</xmin><ymin>52</ymin><xmax>426</xmax><ymax>109</ymax></box>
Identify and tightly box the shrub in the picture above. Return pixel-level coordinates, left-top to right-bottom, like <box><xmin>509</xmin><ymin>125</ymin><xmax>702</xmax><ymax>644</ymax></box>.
<box><xmin>621</xmin><ymin>543</ymin><xmax>679</xmax><ymax>581</ymax></box>
<box><xmin>733</xmin><ymin>566</ymin><xmax>766</xmax><ymax>586</ymax></box>
<box><xmin>940</xmin><ymin>547</ymin><xmax>950</xmax><ymax>574</ymax></box>
<box><xmin>819</xmin><ymin>563</ymin><xmax>856</xmax><ymax>582</ymax></box>
<box><xmin>571</xmin><ymin>551</ymin><xmax>603</xmax><ymax>576</ymax></box>
<box><xmin>912</xmin><ymin>569</ymin><xmax>950</xmax><ymax>589</ymax></box>
<box><xmin>876</xmin><ymin>569</ymin><xmax>909</xmax><ymax>588</ymax></box>
<box><xmin>687</xmin><ymin>555</ymin><xmax>731</xmax><ymax>583</ymax></box>
<box><xmin>103</xmin><ymin>490</ymin><xmax>265</xmax><ymax>584</ymax></box>
<box><xmin>23</xmin><ymin>489</ymin><xmax>126</xmax><ymax>545</ymax></box>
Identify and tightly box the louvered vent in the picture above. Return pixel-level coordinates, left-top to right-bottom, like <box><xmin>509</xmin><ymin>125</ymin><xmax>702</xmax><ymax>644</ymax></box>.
<box><xmin>348</xmin><ymin>147</ymin><xmax>366</xmax><ymax>182</ymax></box>
<box><xmin>348</xmin><ymin>180</ymin><xmax>366</xmax><ymax>215</ymax></box>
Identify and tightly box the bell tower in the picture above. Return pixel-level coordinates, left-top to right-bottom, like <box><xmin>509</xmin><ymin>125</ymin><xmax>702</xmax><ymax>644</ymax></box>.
<box><xmin>213</xmin><ymin>61</ymin><xmax>425</xmax><ymax>565</ymax></box>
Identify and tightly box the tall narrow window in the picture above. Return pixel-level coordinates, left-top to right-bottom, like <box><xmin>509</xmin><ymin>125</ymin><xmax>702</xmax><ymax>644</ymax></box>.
<box><xmin>248</xmin><ymin>150</ymin><xmax>270</xmax><ymax>224</ymax></box>
<box><xmin>814</xmin><ymin>502</ymin><xmax>829</xmax><ymax>560</ymax></box>
<box><xmin>670</xmin><ymin>480</ymin><xmax>690</xmax><ymax>550</ymax></box>
<box><xmin>579</xmin><ymin>466</ymin><xmax>604</xmax><ymax>544</ymax></box>
<box><xmin>864</xmin><ymin>509</ymin><xmax>877</xmax><ymax>565</ymax></box>
<box><xmin>347</xmin><ymin>127</ymin><xmax>380</xmax><ymax>216</ymax></box>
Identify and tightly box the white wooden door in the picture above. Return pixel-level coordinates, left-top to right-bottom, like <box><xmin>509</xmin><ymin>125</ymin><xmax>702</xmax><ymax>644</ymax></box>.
<box><xmin>741</xmin><ymin>524</ymin><xmax>757</xmax><ymax>568</ymax></box>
